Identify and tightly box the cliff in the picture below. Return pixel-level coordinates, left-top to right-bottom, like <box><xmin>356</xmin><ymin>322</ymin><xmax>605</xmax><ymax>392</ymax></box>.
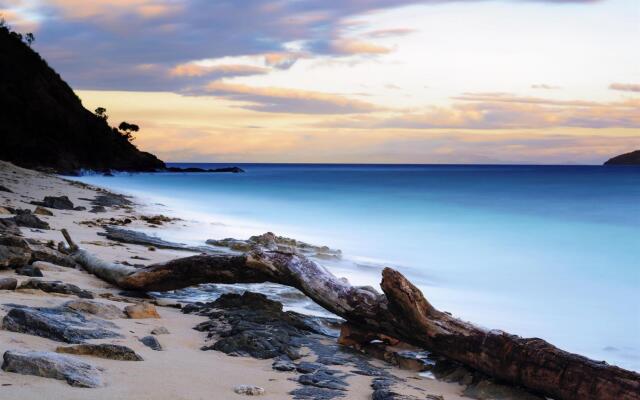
<box><xmin>0</xmin><ymin>26</ymin><xmax>165</xmax><ymax>173</ymax></box>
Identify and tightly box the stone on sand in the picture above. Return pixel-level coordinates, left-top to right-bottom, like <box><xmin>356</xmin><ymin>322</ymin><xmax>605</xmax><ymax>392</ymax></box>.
<box><xmin>124</xmin><ymin>303</ymin><xmax>160</xmax><ymax>319</ymax></box>
<box><xmin>0</xmin><ymin>277</ymin><xmax>18</xmax><ymax>290</ymax></box>
<box><xmin>233</xmin><ymin>384</ymin><xmax>266</xmax><ymax>396</ymax></box>
<box><xmin>63</xmin><ymin>299</ymin><xmax>125</xmax><ymax>319</ymax></box>
<box><xmin>56</xmin><ymin>344</ymin><xmax>143</xmax><ymax>361</ymax></box>
<box><xmin>33</xmin><ymin>206</ymin><xmax>53</xmax><ymax>216</ymax></box>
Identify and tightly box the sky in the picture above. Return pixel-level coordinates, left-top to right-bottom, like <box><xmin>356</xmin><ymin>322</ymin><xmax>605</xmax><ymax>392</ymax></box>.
<box><xmin>2</xmin><ymin>0</ymin><xmax>639</xmax><ymax>164</ymax></box>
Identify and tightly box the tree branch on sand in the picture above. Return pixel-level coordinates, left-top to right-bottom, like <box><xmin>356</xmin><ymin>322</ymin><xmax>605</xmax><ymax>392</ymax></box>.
<box><xmin>60</xmin><ymin>229</ymin><xmax>639</xmax><ymax>400</ymax></box>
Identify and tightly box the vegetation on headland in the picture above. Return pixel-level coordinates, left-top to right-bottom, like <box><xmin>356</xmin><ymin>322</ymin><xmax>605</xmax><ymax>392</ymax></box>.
<box><xmin>604</xmin><ymin>150</ymin><xmax>640</xmax><ymax>166</ymax></box>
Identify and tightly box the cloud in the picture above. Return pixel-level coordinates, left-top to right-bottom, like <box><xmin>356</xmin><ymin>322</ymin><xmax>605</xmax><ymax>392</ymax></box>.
<box><xmin>363</xmin><ymin>28</ymin><xmax>416</xmax><ymax>38</ymax></box>
<box><xmin>205</xmin><ymin>81</ymin><xmax>380</xmax><ymax>114</ymax></box>
<box><xmin>321</xmin><ymin>94</ymin><xmax>640</xmax><ymax>129</ymax></box>
<box><xmin>609</xmin><ymin>83</ymin><xmax>640</xmax><ymax>93</ymax></box>
<box><xmin>329</xmin><ymin>39</ymin><xmax>391</xmax><ymax>55</ymax></box>
<box><xmin>531</xmin><ymin>84</ymin><xmax>560</xmax><ymax>90</ymax></box>
<box><xmin>47</xmin><ymin>0</ymin><xmax>181</xmax><ymax>19</ymax></box>
<box><xmin>169</xmin><ymin>63</ymin><xmax>269</xmax><ymax>78</ymax></box>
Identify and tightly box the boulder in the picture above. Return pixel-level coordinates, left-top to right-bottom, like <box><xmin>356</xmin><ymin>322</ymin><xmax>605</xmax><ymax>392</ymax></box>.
<box><xmin>0</xmin><ymin>277</ymin><xmax>18</xmax><ymax>290</ymax></box>
<box><xmin>124</xmin><ymin>303</ymin><xmax>160</xmax><ymax>319</ymax></box>
<box><xmin>150</xmin><ymin>326</ymin><xmax>169</xmax><ymax>335</ymax></box>
<box><xmin>0</xmin><ymin>206</ymin><xmax>12</xmax><ymax>215</ymax></box>
<box><xmin>56</xmin><ymin>344</ymin><xmax>143</xmax><ymax>361</ymax></box>
<box><xmin>31</xmin><ymin>195</ymin><xmax>74</xmax><ymax>210</ymax></box>
<box><xmin>63</xmin><ymin>299</ymin><xmax>125</xmax><ymax>319</ymax></box>
<box><xmin>12</xmin><ymin>212</ymin><xmax>50</xmax><ymax>229</ymax></box>
<box><xmin>0</xmin><ymin>218</ymin><xmax>20</xmax><ymax>235</ymax></box>
<box><xmin>19</xmin><ymin>279</ymin><xmax>94</xmax><ymax>298</ymax></box>
<box><xmin>15</xmin><ymin>265</ymin><xmax>43</xmax><ymax>277</ymax></box>
<box><xmin>2</xmin><ymin>305</ymin><xmax>122</xmax><ymax>343</ymax></box>
<box><xmin>2</xmin><ymin>350</ymin><xmax>103</xmax><ymax>388</ymax></box>
<box><xmin>0</xmin><ymin>235</ymin><xmax>31</xmax><ymax>268</ymax></box>
<box><xmin>139</xmin><ymin>335</ymin><xmax>162</xmax><ymax>351</ymax></box>
<box><xmin>33</xmin><ymin>206</ymin><xmax>53</xmax><ymax>216</ymax></box>
<box><xmin>89</xmin><ymin>205</ymin><xmax>106</xmax><ymax>213</ymax></box>
<box><xmin>234</xmin><ymin>384</ymin><xmax>266</xmax><ymax>396</ymax></box>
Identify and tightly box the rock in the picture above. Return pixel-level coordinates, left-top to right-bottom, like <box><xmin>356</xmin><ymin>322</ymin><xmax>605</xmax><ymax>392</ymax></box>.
<box><xmin>0</xmin><ymin>185</ymin><xmax>13</xmax><ymax>192</ymax></box>
<box><xmin>33</xmin><ymin>206</ymin><xmax>53</xmax><ymax>216</ymax></box>
<box><xmin>91</xmin><ymin>193</ymin><xmax>132</xmax><ymax>207</ymax></box>
<box><xmin>18</xmin><ymin>279</ymin><xmax>94</xmax><ymax>298</ymax></box>
<box><xmin>31</xmin><ymin>195</ymin><xmax>74</xmax><ymax>210</ymax></box>
<box><xmin>0</xmin><ymin>218</ymin><xmax>20</xmax><ymax>235</ymax></box>
<box><xmin>272</xmin><ymin>357</ymin><xmax>296</xmax><ymax>371</ymax></box>
<box><xmin>463</xmin><ymin>380</ymin><xmax>545</xmax><ymax>400</ymax></box>
<box><xmin>31</xmin><ymin>261</ymin><xmax>67</xmax><ymax>272</ymax></box>
<box><xmin>140</xmin><ymin>215</ymin><xmax>175</xmax><ymax>225</ymax></box>
<box><xmin>0</xmin><ymin>277</ymin><xmax>18</xmax><ymax>290</ymax></box>
<box><xmin>63</xmin><ymin>299</ymin><xmax>125</xmax><ymax>319</ymax></box>
<box><xmin>89</xmin><ymin>205</ymin><xmax>106</xmax><ymax>213</ymax></box>
<box><xmin>56</xmin><ymin>344</ymin><xmax>143</xmax><ymax>361</ymax></box>
<box><xmin>15</xmin><ymin>265</ymin><xmax>43</xmax><ymax>277</ymax></box>
<box><xmin>74</xmin><ymin>206</ymin><xmax>87</xmax><ymax>211</ymax></box>
<box><xmin>298</xmin><ymin>369</ymin><xmax>349</xmax><ymax>391</ymax></box>
<box><xmin>2</xmin><ymin>305</ymin><xmax>122</xmax><ymax>343</ymax></box>
<box><xmin>0</xmin><ymin>206</ymin><xmax>13</xmax><ymax>214</ymax></box>
<box><xmin>139</xmin><ymin>335</ymin><xmax>162</xmax><ymax>351</ymax></box>
<box><xmin>11</xmin><ymin>212</ymin><xmax>50</xmax><ymax>229</ymax></box>
<box><xmin>29</xmin><ymin>244</ymin><xmax>78</xmax><ymax>268</ymax></box>
<box><xmin>2</xmin><ymin>350</ymin><xmax>103</xmax><ymax>387</ymax></box>
<box><xmin>233</xmin><ymin>384</ymin><xmax>265</xmax><ymax>396</ymax></box>
<box><xmin>124</xmin><ymin>303</ymin><xmax>160</xmax><ymax>319</ymax></box>
<box><xmin>150</xmin><ymin>326</ymin><xmax>169</xmax><ymax>335</ymax></box>
<box><xmin>0</xmin><ymin>235</ymin><xmax>31</xmax><ymax>268</ymax></box>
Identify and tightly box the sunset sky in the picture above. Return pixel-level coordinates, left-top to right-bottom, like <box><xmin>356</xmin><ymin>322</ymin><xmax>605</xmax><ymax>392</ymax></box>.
<box><xmin>2</xmin><ymin>0</ymin><xmax>639</xmax><ymax>164</ymax></box>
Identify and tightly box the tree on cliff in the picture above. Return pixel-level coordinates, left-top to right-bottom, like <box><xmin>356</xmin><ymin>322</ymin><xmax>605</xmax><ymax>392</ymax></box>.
<box><xmin>118</xmin><ymin>121</ymin><xmax>140</xmax><ymax>142</ymax></box>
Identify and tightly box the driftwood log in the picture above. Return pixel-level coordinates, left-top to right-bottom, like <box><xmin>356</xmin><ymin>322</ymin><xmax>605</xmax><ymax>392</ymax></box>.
<box><xmin>61</xmin><ymin>229</ymin><xmax>639</xmax><ymax>400</ymax></box>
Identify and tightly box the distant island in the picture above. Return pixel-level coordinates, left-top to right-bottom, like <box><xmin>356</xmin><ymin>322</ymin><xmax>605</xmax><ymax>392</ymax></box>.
<box><xmin>604</xmin><ymin>150</ymin><xmax>640</xmax><ymax>166</ymax></box>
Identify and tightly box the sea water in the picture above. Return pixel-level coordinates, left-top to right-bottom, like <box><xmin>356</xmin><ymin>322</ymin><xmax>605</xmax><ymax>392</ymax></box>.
<box><xmin>74</xmin><ymin>164</ymin><xmax>640</xmax><ymax>371</ymax></box>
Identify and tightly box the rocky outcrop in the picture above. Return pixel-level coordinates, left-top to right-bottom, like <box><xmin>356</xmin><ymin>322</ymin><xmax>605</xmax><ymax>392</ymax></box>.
<box><xmin>31</xmin><ymin>195</ymin><xmax>74</xmax><ymax>210</ymax></box>
<box><xmin>2</xmin><ymin>305</ymin><xmax>122</xmax><ymax>343</ymax></box>
<box><xmin>0</xmin><ymin>26</ymin><xmax>165</xmax><ymax>173</ymax></box>
<box><xmin>56</xmin><ymin>344</ymin><xmax>143</xmax><ymax>361</ymax></box>
<box><xmin>10</xmin><ymin>210</ymin><xmax>50</xmax><ymax>230</ymax></box>
<box><xmin>604</xmin><ymin>150</ymin><xmax>640</xmax><ymax>165</ymax></box>
<box><xmin>0</xmin><ymin>235</ymin><xmax>31</xmax><ymax>268</ymax></box>
<box><xmin>2</xmin><ymin>350</ymin><xmax>103</xmax><ymax>388</ymax></box>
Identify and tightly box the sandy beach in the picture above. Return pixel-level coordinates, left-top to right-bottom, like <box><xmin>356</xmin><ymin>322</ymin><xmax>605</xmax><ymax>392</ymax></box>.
<box><xmin>0</xmin><ymin>161</ymin><xmax>472</xmax><ymax>400</ymax></box>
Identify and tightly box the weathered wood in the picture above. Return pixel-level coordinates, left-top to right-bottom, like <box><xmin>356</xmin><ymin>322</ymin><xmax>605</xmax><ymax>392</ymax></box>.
<box><xmin>63</xmin><ymin>233</ymin><xmax>640</xmax><ymax>400</ymax></box>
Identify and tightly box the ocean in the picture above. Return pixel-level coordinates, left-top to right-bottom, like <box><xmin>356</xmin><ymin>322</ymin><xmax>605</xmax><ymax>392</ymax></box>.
<box><xmin>74</xmin><ymin>163</ymin><xmax>640</xmax><ymax>371</ymax></box>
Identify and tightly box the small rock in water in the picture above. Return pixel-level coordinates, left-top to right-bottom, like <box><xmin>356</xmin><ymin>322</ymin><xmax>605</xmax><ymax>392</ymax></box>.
<box><xmin>0</xmin><ymin>277</ymin><xmax>18</xmax><ymax>290</ymax></box>
<box><xmin>16</xmin><ymin>265</ymin><xmax>44</xmax><ymax>277</ymax></box>
<box><xmin>33</xmin><ymin>206</ymin><xmax>53</xmax><ymax>216</ymax></box>
<box><xmin>139</xmin><ymin>335</ymin><xmax>163</xmax><ymax>351</ymax></box>
<box><xmin>1</xmin><ymin>350</ymin><xmax>103</xmax><ymax>388</ymax></box>
<box><xmin>125</xmin><ymin>303</ymin><xmax>160</xmax><ymax>319</ymax></box>
<box><xmin>233</xmin><ymin>384</ymin><xmax>265</xmax><ymax>396</ymax></box>
<box><xmin>56</xmin><ymin>344</ymin><xmax>143</xmax><ymax>361</ymax></box>
<box><xmin>150</xmin><ymin>326</ymin><xmax>170</xmax><ymax>335</ymax></box>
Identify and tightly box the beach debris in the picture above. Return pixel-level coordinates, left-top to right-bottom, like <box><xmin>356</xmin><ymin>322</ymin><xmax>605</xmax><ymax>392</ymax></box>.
<box><xmin>0</xmin><ymin>277</ymin><xmax>18</xmax><ymax>290</ymax></box>
<box><xmin>18</xmin><ymin>279</ymin><xmax>94</xmax><ymax>298</ymax></box>
<box><xmin>2</xmin><ymin>305</ymin><xmax>122</xmax><ymax>343</ymax></box>
<box><xmin>0</xmin><ymin>235</ymin><xmax>31</xmax><ymax>268</ymax></box>
<box><xmin>233</xmin><ymin>384</ymin><xmax>265</xmax><ymax>396</ymax></box>
<box><xmin>31</xmin><ymin>195</ymin><xmax>75</xmax><ymax>210</ymax></box>
<box><xmin>98</xmin><ymin>226</ymin><xmax>224</xmax><ymax>254</ymax></box>
<box><xmin>15</xmin><ymin>265</ymin><xmax>43</xmax><ymax>277</ymax></box>
<box><xmin>150</xmin><ymin>326</ymin><xmax>169</xmax><ymax>335</ymax></box>
<box><xmin>0</xmin><ymin>185</ymin><xmax>13</xmax><ymax>193</ymax></box>
<box><xmin>29</xmin><ymin>243</ymin><xmax>78</xmax><ymax>268</ymax></box>
<box><xmin>33</xmin><ymin>206</ymin><xmax>53</xmax><ymax>216</ymax></box>
<box><xmin>56</xmin><ymin>344</ymin><xmax>143</xmax><ymax>361</ymax></box>
<box><xmin>63</xmin><ymin>299</ymin><xmax>125</xmax><ymax>319</ymax></box>
<box><xmin>124</xmin><ymin>303</ymin><xmax>160</xmax><ymax>319</ymax></box>
<box><xmin>139</xmin><ymin>335</ymin><xmax>163</xmax><ymax>351</ymax></box>
<box><xmin>1</xmin><ymin>350</ymin><xmax>103</xmax><ymax>388</ymax></box>
<box><xmin>140</xmin><ymin>214</ymin><xmax>177</xmax><ymax>225</ymax></box>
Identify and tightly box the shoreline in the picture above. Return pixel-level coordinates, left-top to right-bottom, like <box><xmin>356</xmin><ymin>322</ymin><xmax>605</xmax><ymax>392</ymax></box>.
<box><xmin>0</xmin><ymin>161</ymin><xmax>471</xmax><ymax>400</ymax></box>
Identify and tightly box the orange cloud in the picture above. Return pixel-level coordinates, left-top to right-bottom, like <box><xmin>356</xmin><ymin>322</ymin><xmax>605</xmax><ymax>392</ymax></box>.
<box><xmin>205</xmin><ymin>82</ymin><xmax>380</xmax><ymax>114</ymax></box>
<box><xmin>330</xmin><ymin>39</ymin><xmax>391</xmax><ymax>55</ymax></box>
<box><xmin>169</xmin><ymin>63</ymin><xmax>269</xmax><ymax>78</ymax></box>
<box><xmin>49</xmin><ymin>0</ymin><xmax>180</xmax><ymax>19</ymax></box>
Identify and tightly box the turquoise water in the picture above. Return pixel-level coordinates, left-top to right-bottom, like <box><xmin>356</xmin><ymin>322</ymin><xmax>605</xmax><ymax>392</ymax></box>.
<box><xmin>75</xmin><ymin>164</ymin><xmax>640</xmax><ymax>371</ymax></box>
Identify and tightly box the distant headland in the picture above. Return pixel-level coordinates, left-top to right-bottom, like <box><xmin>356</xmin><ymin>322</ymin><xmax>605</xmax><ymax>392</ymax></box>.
<box><xmin>604</xmin><ymin>150</ymin><xmax>640</xmax><ymax>166</ymax></box>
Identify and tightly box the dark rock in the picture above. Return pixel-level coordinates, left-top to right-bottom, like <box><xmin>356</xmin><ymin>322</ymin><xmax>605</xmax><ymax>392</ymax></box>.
<box><xmin>89</xmin><ymin>205</ymin><xmax>106</xmax><ymax>213</ymax></box>
<box><xmin>604</xmin><ymin>150</ymin><xmax>640</xmax><ymax>165</ymax></box>
<box><xmin>272</xmin><ymin>357</ymin><xmax>296</xmax><ymax>371</ymax></box>
<box><xmin>0</xmin><ymin>235</ymin><xmax>31</xmax><ymax>268</ymax></box>
<box><xmin>2</xmin><ymin>305</ymin><xmax>122</xmax><ymax>343</ymax></box>
<box><xmin>0</xmin><ymin>185</ymin><xmax>13</xmax><ymax>193</ymax></box>
<box><xmin>15</xmin><ymin>265</ymin><xmax>43</xmax><ymax>277</ymax></box>
<box><xmin>0</xmin><ymin>218</ymin><xmax>20</xmax><ymax>235</ymax></box>
<box><xmin>0</xmin><ymin>277</ymin><xmax>18</xmax><ymax>290</ymax></box>
<box><xmin>1</xmin><ymin>350</ymin><xmax>103</xmax><ymax>388</ymax></box>
<box><xmin>298</xmin><ymin>369</ymin><xmax>349</xmax><ymax>391</ymax></box>
<box><xmin>139</xmin><ymin>335</ymin><xmax>163</xmax><ymax>351</ymax></box>
<box><xmin>31</xmin><ymin>195</ymin><xmax>74</xmax><ymax>210</ymax></box>
<box><xmin>63</xmin><ymin>299</ymin><xmax>125</xmax><ymax>319</ymax></box>
<box><xmin>18</xmin><ymin>279</ymin><xmax>94</xmax><ymax>298</ymax></box>
<box><xmin>91</xmin><ymin>193</ymin><xmax>132</xmax><ymax>207</ymax></box>
<box><xmin>74</xmin><ymin>206</ymin><xmax>86</xmax><ymax>211</ymax></box>
<box><xmin>56</xmin><ymin>344</ymin><xmax>143</xmax><ymax>361</ymax></box>
<box><xmin>11</xmin><ymin>212</ymin><xmax>50</xmax><ymax>229</ymax></box>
